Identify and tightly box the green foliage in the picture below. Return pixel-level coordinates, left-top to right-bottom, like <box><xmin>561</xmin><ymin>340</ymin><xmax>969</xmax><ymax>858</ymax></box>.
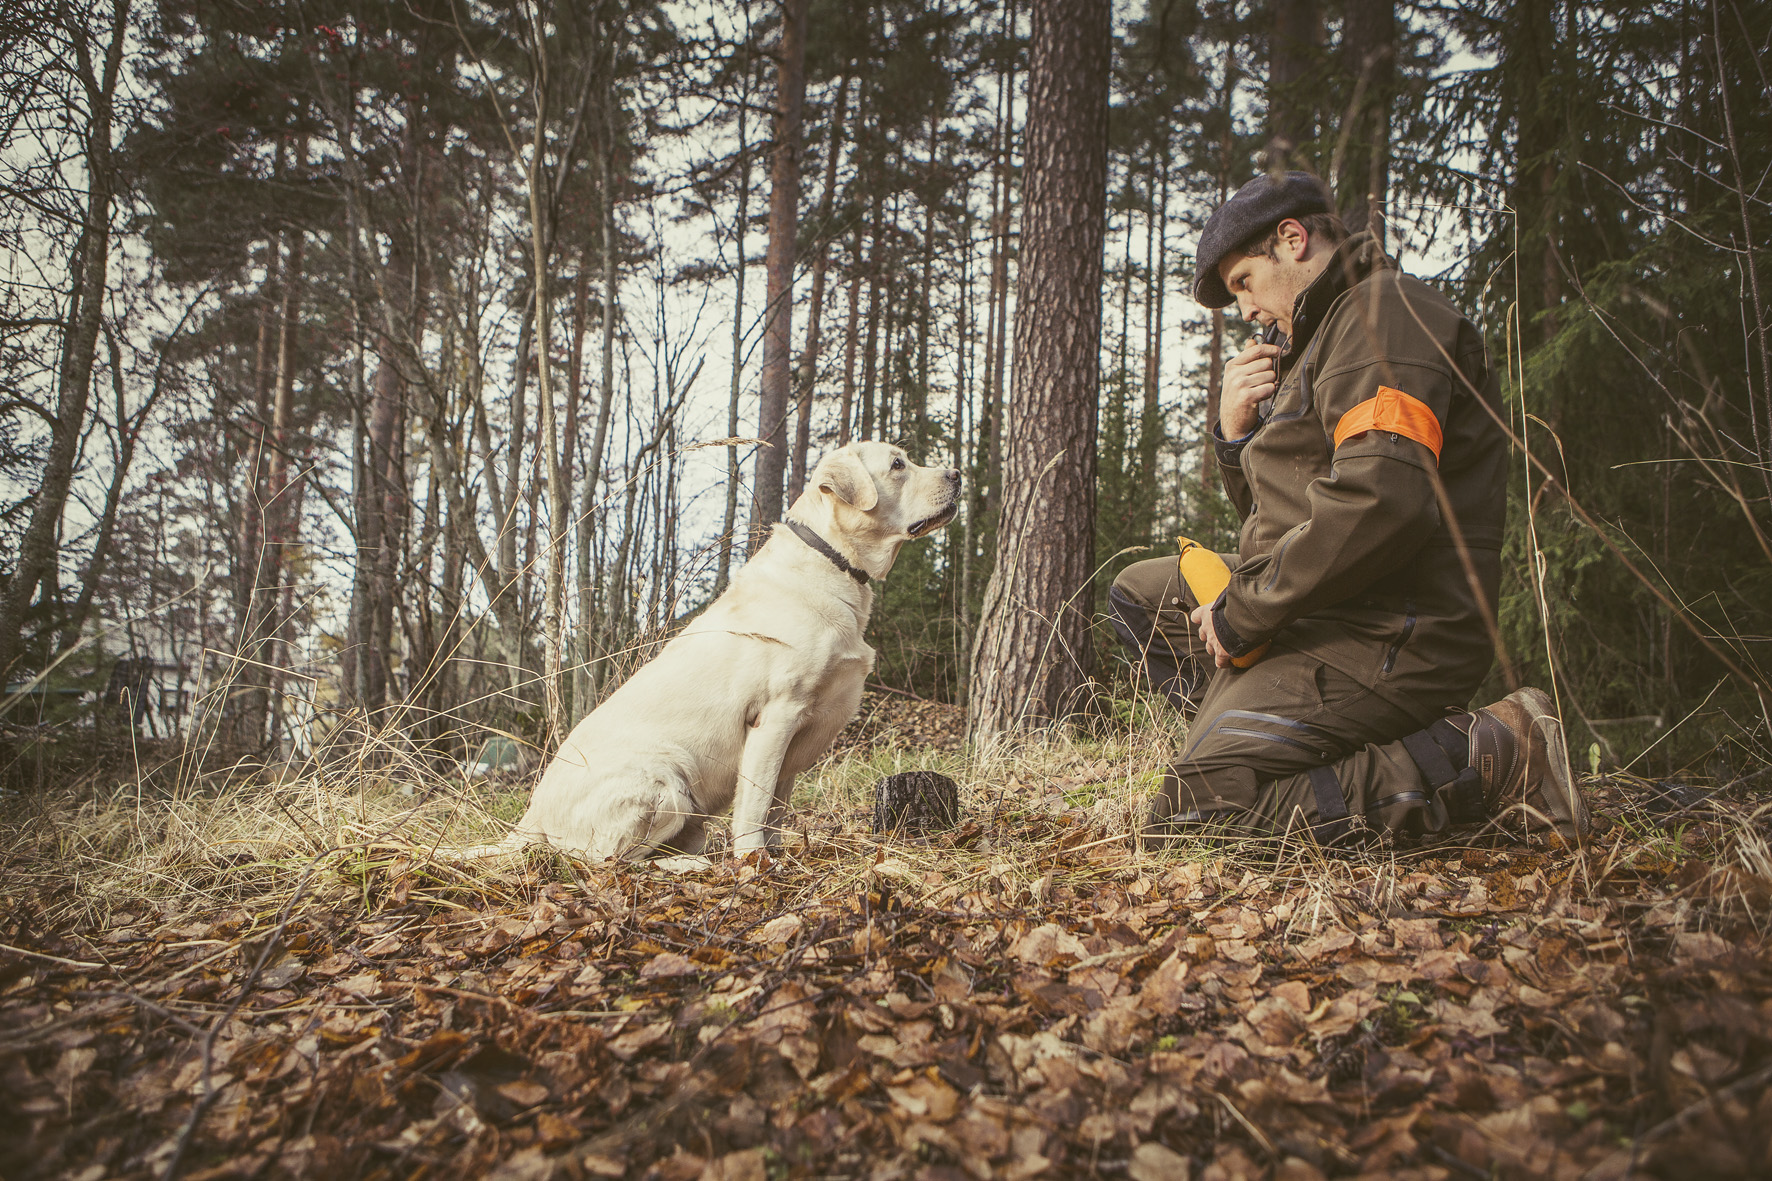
<box><xmin>1410</xmin><ymin>0</ymin><xmax>1772</xmax><ymax>779</ymax></box>
<box><xmin>868</xmin><ymin>525</ymin><xmax>968</xmax><ymax>701</ymax></box>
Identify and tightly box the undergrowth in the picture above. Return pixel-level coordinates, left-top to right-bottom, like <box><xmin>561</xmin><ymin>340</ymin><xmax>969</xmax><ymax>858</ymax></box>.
<box><xmin>2</xmin><ymin>704</ymin><xmax>1770</xmax><ymax>1179</ymax></box>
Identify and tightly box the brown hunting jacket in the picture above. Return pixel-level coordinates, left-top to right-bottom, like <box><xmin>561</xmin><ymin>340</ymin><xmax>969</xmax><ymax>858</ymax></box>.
<box><xmin>1211</xmin><ymin>233</ymin><xmax>1508</xmax><ymax>711</ymax></box>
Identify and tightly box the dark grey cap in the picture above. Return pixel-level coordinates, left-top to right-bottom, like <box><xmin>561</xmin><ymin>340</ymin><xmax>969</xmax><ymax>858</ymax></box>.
<box><xmin>1193</xmin><ymin>171</ymin><xmax>1334</xmax><ymax>309</ymax></box>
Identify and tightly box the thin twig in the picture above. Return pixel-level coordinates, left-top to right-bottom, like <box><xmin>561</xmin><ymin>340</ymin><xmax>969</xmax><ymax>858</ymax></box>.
<box><xmin>0</xmin><ymin>943</ymin><xmax>107</xmax><ymax>970</ymax></box>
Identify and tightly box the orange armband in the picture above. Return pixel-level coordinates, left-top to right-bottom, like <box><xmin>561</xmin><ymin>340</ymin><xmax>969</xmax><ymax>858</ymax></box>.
<box><xmin>1333</xmin><ymin>386</ymin><xmax>1444</xmax><ymax>462</ymax></box>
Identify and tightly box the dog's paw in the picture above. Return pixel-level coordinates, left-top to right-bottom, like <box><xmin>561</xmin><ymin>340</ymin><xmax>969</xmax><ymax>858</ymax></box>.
<box><xmin>653</xmin><ymin>854</ymin><xmax>714</xmax><ymax>875</ymax></box>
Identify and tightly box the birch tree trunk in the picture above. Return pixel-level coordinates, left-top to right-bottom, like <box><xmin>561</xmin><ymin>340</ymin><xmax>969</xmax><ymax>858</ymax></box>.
<box><xmin>0</xmin><ymin>0</ymin><xmax>130</xmax><ymax>679</ymax></box>
<box><xmin>715</xmin><ymin>95</ymin><xmax>752</xmax><ymax>597</ymax></box>
<box><xmin>531</xmin><ymin>86</ymin><xmax>568</xmax><ymax>744</ymax></box>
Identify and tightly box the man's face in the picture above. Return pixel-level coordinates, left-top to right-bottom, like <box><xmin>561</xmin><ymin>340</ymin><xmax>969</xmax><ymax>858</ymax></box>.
<box><xmin>1215</xmin><ymin>220</ymin><xmax>1317</xmax><ymax>337</ymax></box>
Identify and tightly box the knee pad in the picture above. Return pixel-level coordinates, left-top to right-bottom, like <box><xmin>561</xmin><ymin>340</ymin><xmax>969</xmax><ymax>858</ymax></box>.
<box><xmin>1106</xmin><ymin>582</ymin><xmax>1156</xmax><ymax>650</ymax></box>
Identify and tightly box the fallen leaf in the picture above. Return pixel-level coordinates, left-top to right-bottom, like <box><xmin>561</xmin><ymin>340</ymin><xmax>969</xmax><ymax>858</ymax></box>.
<box><xmin>1129</xmin><ymin>1140</ymin><xmax>1192</xmax><ymax>1180</ymax></box>
<box><xmin>496</xmin><ymin>1079</ymin><xmax>550</xmax><ymax>1107</ymax></box>
<box><xmin>754</xmin><ymin>913</ymin><xmax>803</xmax><ymax>943</ymax></box>
<box><xmin>1013</xmin><ymin>923</ymin><xmax>1088</xmax><ymax>965</ymax></box>
<box><xmin>639</xmin><ymin>951</ymin><xmax>696</xmax><ymax>978</ymax></box>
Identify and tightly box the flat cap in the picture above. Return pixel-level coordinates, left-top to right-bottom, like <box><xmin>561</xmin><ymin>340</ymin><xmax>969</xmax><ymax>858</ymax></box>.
<box><xmin>1193</xmin><ymin>171</ymin><xmax>1334</xmax><ymax>309</ymax></box>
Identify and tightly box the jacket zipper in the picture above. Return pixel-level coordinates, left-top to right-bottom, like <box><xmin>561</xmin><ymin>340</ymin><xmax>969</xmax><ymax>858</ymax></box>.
<box><xmin>1262</xmin><ymin>528</ymin><xmax>1305</xmax><ymax>592</ymax></box>
<box><xmin>1382</xmin><ymin>599</ymin><xmax>1418</xmax><ymax>674</ymax></box>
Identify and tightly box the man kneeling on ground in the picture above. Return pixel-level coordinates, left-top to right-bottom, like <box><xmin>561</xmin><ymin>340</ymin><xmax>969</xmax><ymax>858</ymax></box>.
<box><xmin>1110</xmin><ymin>171</ymin><xmax>1587</xmax><ymax>846</ymax></box>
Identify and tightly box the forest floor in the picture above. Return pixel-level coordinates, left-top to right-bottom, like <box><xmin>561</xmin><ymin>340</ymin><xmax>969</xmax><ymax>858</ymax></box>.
<box><xmin>1</xmin><ymin>691</ymin><xmax>1769</xmax><ymax>1181</ymax></box>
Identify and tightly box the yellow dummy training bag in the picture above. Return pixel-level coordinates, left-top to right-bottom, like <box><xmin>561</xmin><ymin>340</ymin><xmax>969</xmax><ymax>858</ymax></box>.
<box><xmin>1176</xmin><ymin>536</ymin><xmax>1268</xmax><ymax>669</ymax></box>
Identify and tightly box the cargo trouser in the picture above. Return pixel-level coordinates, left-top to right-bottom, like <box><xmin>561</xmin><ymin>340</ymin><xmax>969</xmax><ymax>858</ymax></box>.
<box><xmin>1110</xmin><ymin>556</ymin><xmax>1454</xmax><ymax>843</ymax></box>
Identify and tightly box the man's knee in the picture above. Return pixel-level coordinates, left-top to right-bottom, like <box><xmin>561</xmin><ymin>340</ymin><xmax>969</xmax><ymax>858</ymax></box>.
<box><xmin>1111</xmin><ymin>556</ymin><xmax>1187</xmax><ymax>617</ymax></box>
<box><xmin>1106</xmin><ymin>579</ymin><xmax>1160</xmax><ymax>651</ymax></box>
<box><xmin>1111</xmin><ymin>553</ymin><xmax>1201</xmax><ymax>649</ymax></box>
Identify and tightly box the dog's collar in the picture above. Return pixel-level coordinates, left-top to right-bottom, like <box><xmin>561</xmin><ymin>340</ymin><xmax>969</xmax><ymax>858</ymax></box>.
<box><xmin>783</xmin><ymin>518</ymin><xmax>869</xmax><ymax>585</ymax></box>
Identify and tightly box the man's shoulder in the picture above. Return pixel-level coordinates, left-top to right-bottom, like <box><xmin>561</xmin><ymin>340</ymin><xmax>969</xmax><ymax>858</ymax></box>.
<box><xmin>1325</xmin><ymin>264</ymin><xmax>1476</xmax><ymax>345</ymax></box>
<box><xmin>1346</xmin><ymin>264</ymin><xmax>1465</xmax><ymax>315</ymax></box>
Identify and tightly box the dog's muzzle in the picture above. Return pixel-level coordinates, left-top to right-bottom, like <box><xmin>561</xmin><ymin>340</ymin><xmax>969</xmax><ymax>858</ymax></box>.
<box><xmin>907</xmin><ymin>502</ymin><xmax>958</xmax><ymax>538</ymax></box>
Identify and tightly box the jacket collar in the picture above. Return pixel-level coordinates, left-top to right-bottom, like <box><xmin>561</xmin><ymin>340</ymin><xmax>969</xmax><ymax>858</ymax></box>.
<box><xmin>1284</xmin><ymin>232</ymin><xmax>1395</xmax><ymax>357</ymax></box>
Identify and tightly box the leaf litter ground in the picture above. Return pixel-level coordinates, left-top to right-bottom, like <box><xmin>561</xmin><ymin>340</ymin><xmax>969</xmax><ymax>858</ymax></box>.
<box><xmin>2</xmin><ymin>695</ymin><xmax>1770</xmax><ymax>1180</ymax></box>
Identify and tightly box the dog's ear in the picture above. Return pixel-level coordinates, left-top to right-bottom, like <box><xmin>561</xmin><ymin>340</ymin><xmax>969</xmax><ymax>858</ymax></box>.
<box><xmin>817</xmin><ymin>450</ymin><xmax>879</xmax><ymax>511</ymax></box>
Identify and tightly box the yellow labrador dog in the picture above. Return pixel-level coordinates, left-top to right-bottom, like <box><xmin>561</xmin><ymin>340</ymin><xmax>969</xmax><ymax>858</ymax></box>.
<box><xmin>469</xmin><ymin>442</ymin><xmax>958</xmax><ymax>862</ymax></box>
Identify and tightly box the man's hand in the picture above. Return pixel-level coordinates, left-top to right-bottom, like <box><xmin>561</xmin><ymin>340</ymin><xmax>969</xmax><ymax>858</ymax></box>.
<box><xmin>1220</xmin><ymin>338</ymin><xmax>1281</xmax><ymax>439</ymax></box>
<box><xmin>1191</xmin><ymin>603</ymin><xmax>1234</xmax><ymax>668</ymax></box>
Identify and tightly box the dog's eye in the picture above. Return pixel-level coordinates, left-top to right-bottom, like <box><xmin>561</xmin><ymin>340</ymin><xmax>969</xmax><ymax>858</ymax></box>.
<box><xmin>891</xmin><ymin>457</ymin><xmax>905</xmax><ymax>471</ymax></box>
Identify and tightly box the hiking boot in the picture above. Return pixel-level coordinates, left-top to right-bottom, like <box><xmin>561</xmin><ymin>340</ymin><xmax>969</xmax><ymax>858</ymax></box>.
<box><xmin>1466</xmin><ymin>687</ymin><xmax>1589</xmax><ymax>840</ymax></box>
<box><xmin>1140</xmin><ymin>771</ymin><xmax>1257</xmax><ymax>849</ymax></box>
<box><xmin>1140</xmin><ymin>770</ymin><xmax>1187</xmax><ymax>844</ymax></box>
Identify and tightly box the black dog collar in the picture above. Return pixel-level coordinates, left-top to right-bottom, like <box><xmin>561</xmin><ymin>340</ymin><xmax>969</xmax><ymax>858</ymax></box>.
<box><xmin>783</xmin><ymin>519</ymin><xmax>869</xmax><ymax>585</ymax></box>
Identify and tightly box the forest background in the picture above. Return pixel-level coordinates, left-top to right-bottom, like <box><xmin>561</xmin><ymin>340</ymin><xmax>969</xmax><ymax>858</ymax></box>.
<box><xmin>2</xmin><ymin>0</ymin><xmax>1769</xmax><ymax>789</ymax></box>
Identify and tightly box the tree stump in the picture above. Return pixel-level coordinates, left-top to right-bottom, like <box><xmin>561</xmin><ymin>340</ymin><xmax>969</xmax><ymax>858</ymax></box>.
<box><xmin>872</xmin><ymin>771</ymin><xmax>960</xmax><ymax>835</ymax></box>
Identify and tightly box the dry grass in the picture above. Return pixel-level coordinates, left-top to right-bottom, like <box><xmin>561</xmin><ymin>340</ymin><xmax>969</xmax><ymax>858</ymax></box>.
<box><xmin>4</xmin><ymin>696</ymin><xmax>1766</xmax><ymax>943</ymax></box>
<box><xmin>0</xmin><ymin>708</ymin><xmax>1175</xmax><ymax>930</ymax></box>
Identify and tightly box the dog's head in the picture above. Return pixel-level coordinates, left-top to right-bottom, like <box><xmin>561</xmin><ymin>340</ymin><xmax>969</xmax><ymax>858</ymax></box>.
<box><xmin>797</xmin><ymin>442</ymin><xmax>960</xmax><ymax>579</ymax></box>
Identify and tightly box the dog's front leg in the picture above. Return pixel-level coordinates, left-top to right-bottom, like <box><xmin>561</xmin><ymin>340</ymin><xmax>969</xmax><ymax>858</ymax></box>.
<box><xmin>731</xmin><ymin>718</ymin><xmax>798</xmax><ymax>855</ymax></box>
<box><xmin>760</xmin><ymin>768</ymin><xmax>798</xmax><ymax>850</ymax></box>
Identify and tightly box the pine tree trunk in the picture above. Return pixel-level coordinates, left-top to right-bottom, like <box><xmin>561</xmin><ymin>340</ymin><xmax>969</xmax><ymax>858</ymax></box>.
<box><xmin>967</xmin><ymin>0</ymin><xmax>1110</xmax><ymax>743</ymax></box>
<box><xmin>1267</xmin><ymin>0</ymin><xmax>1319</xmax><ymax>168</ymax></box>
<box><xmin>957</xmin><ymin>195</ymin><xmax>975</xmax><ymax>702</ymax></box>
<box><xmin>375</xmin><ymin>260</ymin><xmax>412</xmax><ymax>716</ymax></box>
<box><xmin>503</xmin><ymin>311</ymin><xmax>531</xmax><ymax>586</ymax></box>
<box><xmin>249</xmin><ymin>216</ymin><xmax>305</xmax><ymax>747</ymax></box>
<box><xmin>1510</xmin><ymin>0</ymin><xmax>1561</xmax><ymax>350</ymax></box>
<box><xmin>560</xmin><ymin>264</ymin><xmax>586</xmax><ymax>715</ymax></box>
<box><xmin>576</xmin><ymin>22</ymin><xmax>625</xmax><ymax>705</ymax></box>
<box><xmin>233</xmin><ymin>247</ymin><xmax>277</xmax><ymax>741</ymax></box>
<box><xmin>1202</xmin><ymin>60</ymin><xmax>1236</xmax><ymax>490</ymax></box>
<box><xmin>910</xmin><ymin>109</ymin><xmax>938</xmax><ymax>454</ymax></box>
<box><xmin>344</xmin><ymin>159</ymin><xmax>372</xmax><ymax>712</ymax></box>
<box><xmin>359</xmin><ymin>245</ymin><xmax>409</xmax><ymax>718</ymax></box>
<box><xmin>839</xmin><ymin>256</ymin><xmax>861</xmax><ymax>445</ymax></box>
<box><xmin>860</xmin><ymin>194</ymin><xmax>884</xmax><ymax>440</ymax></box>
<box><xmin>984</xmin><ymin>3</ymin><xmax>1016</xmax><ymax>531</ymax></box>
<box><xmin>1333</xmin><ymin>0</ymin><xmax>1394</xmax><ymax>241</ymax></box>
<box><xmin>1139</xmin><ymin>146</ymin><xmax>1166</xmax><ymax>535</ymax></box>
<box><xmin>976</xmin><ymin>4</ymin><xmax>1015</xmax><ymax>546</ymax></box>
<box><xmin>1204</xmin><ymin>308</ymin><xmax>1225</xmax><ymax>491</ymax></box>
<box><xmin>790</xmin><ymin>74</ymin><xmax>850</xmax><ymax>501</ymax></box>
<box><xmin>750</xmin><ymin>0</ymin><xmax>810</xmax><ymax>548</ymax></box>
